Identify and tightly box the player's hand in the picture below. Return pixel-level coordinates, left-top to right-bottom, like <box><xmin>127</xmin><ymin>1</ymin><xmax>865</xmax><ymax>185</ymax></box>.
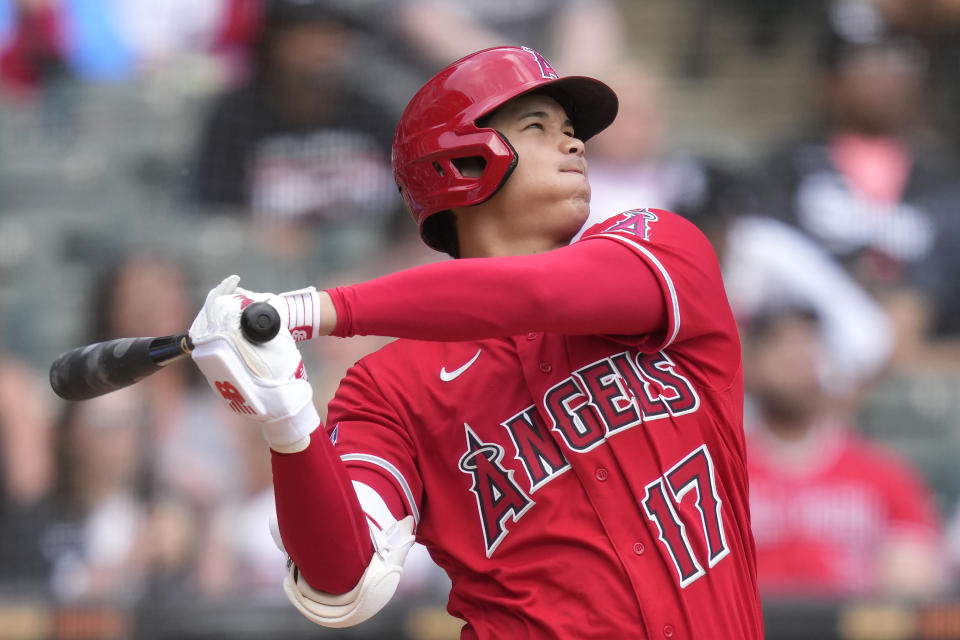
<box><xmin>189</xmin><ymin>275</ymin><xmax>319</xmax><ymax>451</ymax></box>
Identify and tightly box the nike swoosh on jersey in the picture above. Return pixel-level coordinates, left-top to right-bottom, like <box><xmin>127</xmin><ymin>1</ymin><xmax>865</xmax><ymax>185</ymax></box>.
<box><xmin>440</xmin><ymin>348</ymin><xmax>482</xmax><ymax>382</ymax></box>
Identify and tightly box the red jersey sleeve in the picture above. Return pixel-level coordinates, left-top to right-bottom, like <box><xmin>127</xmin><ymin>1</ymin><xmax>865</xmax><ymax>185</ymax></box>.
<box><xmin>326</xmin><ymin>359</ymin><xmax>424</xmax><ymax>527</ymax></box>
<box><xmin>579</xmin><ymin>208</ymin><xmax>741</xmax><ymax>388</ymax></box>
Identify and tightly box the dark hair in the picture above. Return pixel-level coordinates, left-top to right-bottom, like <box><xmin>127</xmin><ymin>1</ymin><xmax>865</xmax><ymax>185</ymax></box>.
<box><xmin>51</xmin><ymin>401</ymin><xmax>151</xmax><ymax>518</ymax></box>
<box><xmin>87</xmin><ymin>253</ymin><xmax>189</xmax><ymax>342</ymax></box>
<box><xmin>741</xmin><ymin>305</ymin><xmax>821</xmax><ymax>344</ymax></box>
<box><xmin>818</xmin><ymin>28</ymin><xmax>927</xmax><ymax>75</ymax></box>
<box><xmin>264</xmin><ymin>0</ymin><xmax>355</xmax><ymax>29</ymax></box>
<box><xmin>251</xmin><ymin>0</ymin><xmax>355</xmax><ymax>78</ymax></box>
<box><xmin>674</xmin><ymin>164</ymin><xmax>753</xmax><ymax>231</ymax></box>
<box><xmin>421</xmin><ymin>212</ymin><xmax>460</xmax><ymax>258</ymax></box>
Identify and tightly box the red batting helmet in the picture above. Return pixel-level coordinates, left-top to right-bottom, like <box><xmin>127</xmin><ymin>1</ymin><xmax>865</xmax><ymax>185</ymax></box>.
<box><xmin>392</xmin><ymin>46</ymin><xmax>619</xmax><ymax>255</ymax></box>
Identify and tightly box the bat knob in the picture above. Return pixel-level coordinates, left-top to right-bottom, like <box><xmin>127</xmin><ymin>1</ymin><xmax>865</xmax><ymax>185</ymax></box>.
<box><xmin>241</xmin><ymin>301</ymin><xmax>282</xmax><ymax>344</ymax></box>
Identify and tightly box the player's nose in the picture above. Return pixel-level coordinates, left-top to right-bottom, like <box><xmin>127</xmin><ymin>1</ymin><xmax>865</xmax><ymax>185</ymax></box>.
<box><xmin>565</xmin><ymin>135</ymin><xmax>585</xmax><ymax>156</ymax></box>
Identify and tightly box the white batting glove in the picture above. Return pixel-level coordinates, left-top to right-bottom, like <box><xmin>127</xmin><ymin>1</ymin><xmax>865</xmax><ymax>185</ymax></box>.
<box><xmin>189</xmin><ymin>275</ymin><xmax>319</xmax><ymax>452</ymax></box>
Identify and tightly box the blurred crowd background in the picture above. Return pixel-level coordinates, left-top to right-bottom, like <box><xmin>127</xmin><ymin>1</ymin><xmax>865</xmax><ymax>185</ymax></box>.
<box><xmin>0</xmin><ymin>0</ymin><xmax>959</xmax><ymax>638</ymax></box>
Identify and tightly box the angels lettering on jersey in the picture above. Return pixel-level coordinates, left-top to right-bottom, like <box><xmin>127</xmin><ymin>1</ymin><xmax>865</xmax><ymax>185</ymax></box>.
<box><xmin>458</xmin><ymin>347</ymin><xmax>698</xmax><ymax>556</ymax></box>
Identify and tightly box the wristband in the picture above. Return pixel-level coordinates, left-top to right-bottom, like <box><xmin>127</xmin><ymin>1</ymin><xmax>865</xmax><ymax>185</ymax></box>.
<box><xmin>279</xmin><ymin>288</ymin><xmax>323</xmax><ymax>342</ymax></box>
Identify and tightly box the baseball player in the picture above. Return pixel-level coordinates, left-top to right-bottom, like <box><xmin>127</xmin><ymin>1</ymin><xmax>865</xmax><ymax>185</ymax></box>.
<box><xmin>188</xmin><ymin>46</ymin><xmax>764</xmax><ymax>638</ymax></box>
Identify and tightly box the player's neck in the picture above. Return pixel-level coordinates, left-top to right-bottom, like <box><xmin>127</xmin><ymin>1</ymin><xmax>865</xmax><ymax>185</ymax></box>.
<box><xmin>453</xmin><ymin>208</ymin><xmax>571</xmax><ymax>258</ymax></box>
<box><xmin>458</xmin><ymin>234</ymin><xmax>565</xmax><ymax>258</ymax></box>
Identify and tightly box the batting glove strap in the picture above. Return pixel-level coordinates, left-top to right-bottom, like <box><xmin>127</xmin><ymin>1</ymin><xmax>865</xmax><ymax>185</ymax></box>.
<box><xmin>192</xmin><ymin>335</ymin><xmax>319</xmax><ymax>448</ymax></box>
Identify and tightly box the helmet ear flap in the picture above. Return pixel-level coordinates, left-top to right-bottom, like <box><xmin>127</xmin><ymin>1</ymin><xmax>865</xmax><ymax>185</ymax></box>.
<box><xmin>395</xmin><ymin>129</ymin><xmax>517</xmax><ymax>222</ymax></box>
<box><xmin>418</xmin><ymin>133</ymin><xmax>518</xmax><ymax>258</ymax></box>
<box><xmin>472</xmin><ymin>129</ymin><xmax>518</xmax><ymax>202</ymax></box>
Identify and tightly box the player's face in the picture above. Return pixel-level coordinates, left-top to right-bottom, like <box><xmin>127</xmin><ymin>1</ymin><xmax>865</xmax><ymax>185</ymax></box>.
<box><xmin>457</xmin><ymin>94</ymin><xmax>590</xmax><ymax>255</ymax></box>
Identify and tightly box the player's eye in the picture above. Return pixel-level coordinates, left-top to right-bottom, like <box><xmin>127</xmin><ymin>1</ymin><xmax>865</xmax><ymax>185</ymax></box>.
<box><xmin>524</xmin><ymin>122</ymin><xmax>545</xmax><ymax>131</ymax></box>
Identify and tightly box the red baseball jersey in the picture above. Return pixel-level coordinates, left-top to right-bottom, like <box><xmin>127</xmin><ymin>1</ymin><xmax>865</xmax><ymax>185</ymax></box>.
<box><xmin>748</xmin><ymin>422</ymin><xmax>941</xmax><ymax>597</ymax></box>
<box><xmin>327</xmin><ymin>209</ymin><xmax>763</xmax><ymax>639</ymax></box>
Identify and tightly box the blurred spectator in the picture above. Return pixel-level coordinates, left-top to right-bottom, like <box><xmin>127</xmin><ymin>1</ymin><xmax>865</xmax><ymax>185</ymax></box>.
<box><xmin>752</xmin><ymin>15</ymin><xmax>960</xmax><ymax>351</ymax></box>
<box><xmin>0</xmin><ymin>0</ymin><xmax>67</xmax><ymax>99</ymax></box>
<box><xmin>207</xmin><ymin>0</ymin><xmax>262</xmax><ymax>83</ymax></box>
<box><xmin>744</xmin><ymin>306</ymin><xmax>944</xmax><ymax>600</ymax></box>
<box><xmin>712</xmin><ymin>188</ymin><xmax>896</xmax><ymax>392</ymax></box>
<box><xmin>45</xmin><ymin>388</ymin><xmax>196</xmax><ymax>604</ymax></box>
<box><xmin>727</xmin><ymin>220</ymin><xmax>895</xmax><ymax>394</ymax></box>
<box><xmin>828</xmin><ymin>0</ymin><xmax>960</xmax><ymax>146</ymax></box>
<box><xmin>0</xmin><ymin>0</ymin><xmax>236</xmax><ymax>89</ymax></box>
<box><xmin>0</xmin><ymin>342</ymin><xmax>56</xmax><ymax>591</ymax></box>
<box><xmin>188</xmin><ymin>0</ymin><xmax>400</xmax><ymax>266</ymax></box>
<box><xmin>88</xmin><ymin>253</ymin><xmax>242</xmax><ymax>513</ymax></box>
<box><xmin>719</xmin><ymin>211</ymin><xmax>896</xmax><ymax>394</ymax></box>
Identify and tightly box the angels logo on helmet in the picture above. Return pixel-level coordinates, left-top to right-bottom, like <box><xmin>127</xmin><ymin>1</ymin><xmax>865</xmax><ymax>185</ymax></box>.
<box><xmin>521</xmin><ymin>46</ymin><xmax>559</xmax><ymax>80</ymax></box>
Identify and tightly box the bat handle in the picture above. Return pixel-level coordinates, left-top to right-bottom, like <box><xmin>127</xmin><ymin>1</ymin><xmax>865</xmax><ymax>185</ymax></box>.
<box><xmin>150</xmin><ymin>333</ymin><xmax>193</xmax><ymax>362</ymax></box>
<box><xmin>240</xmin><ymin>301</ymin><xmax>281</xmax><ymax>344</ymax></box>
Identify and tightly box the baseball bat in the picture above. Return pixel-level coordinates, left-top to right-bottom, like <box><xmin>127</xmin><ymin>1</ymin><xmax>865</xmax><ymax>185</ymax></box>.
<box><xmin>49</xmin><ymin>301</ymin><xmax>281</xmax><ymax>401</ymax></box>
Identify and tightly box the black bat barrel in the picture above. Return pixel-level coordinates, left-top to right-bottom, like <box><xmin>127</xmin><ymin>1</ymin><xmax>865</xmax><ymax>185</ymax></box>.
<box><xmin>48</xmin><ymin>301</ymin><xmax>283</xmax><ymax>402</ymax></box>
<box><xmin>49</xmin><ymin>334</ymin><xmax>192</xmax><ymax>401</ymax></box>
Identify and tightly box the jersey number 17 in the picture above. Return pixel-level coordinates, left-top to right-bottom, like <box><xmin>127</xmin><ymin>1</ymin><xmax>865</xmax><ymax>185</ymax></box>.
<box><xmin>642</xmin><ymin>444</ymin><xmax>730</xmax><ymax>587</ymax></box>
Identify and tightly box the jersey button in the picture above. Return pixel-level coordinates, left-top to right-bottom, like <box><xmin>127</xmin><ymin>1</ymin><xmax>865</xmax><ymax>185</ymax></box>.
<box><xmin>595</xmin><ymin>467</ymin><xmax>608</xmax><ymax>482</ymax></box>
<box><xmin>539</xmin><ymin>361</ymin><xmax>552</xmax><ymax>373</ymax></box>
<box><xmin>526</xmin><ymin>332</ymin><xmax>539</xmax><ymax>341</ymax></box>
<box><xmin>633</xmin><ymin>542</ymin><xmax>645</xmax><ymax>555</ymax></box>
<box><xmin>663</xmin><ymin>624</ymin><xmax>675</xmax><ymax>638</ymax></box>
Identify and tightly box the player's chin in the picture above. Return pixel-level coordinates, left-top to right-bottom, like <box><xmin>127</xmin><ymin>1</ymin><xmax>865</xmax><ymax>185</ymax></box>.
<box><xmin>568</xmin><ymin>186</ymin><xmax>591</xmax><ymax>217</ymax></box>
<box><xmin>555</xmin><ymin>196</ymin><xmax>590</xmax><ymax>238</ymax></box>
<box><xmin>555</xmin><ymin>171</ymin><xmax>590</xmax><ymax>196</ymax></box>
